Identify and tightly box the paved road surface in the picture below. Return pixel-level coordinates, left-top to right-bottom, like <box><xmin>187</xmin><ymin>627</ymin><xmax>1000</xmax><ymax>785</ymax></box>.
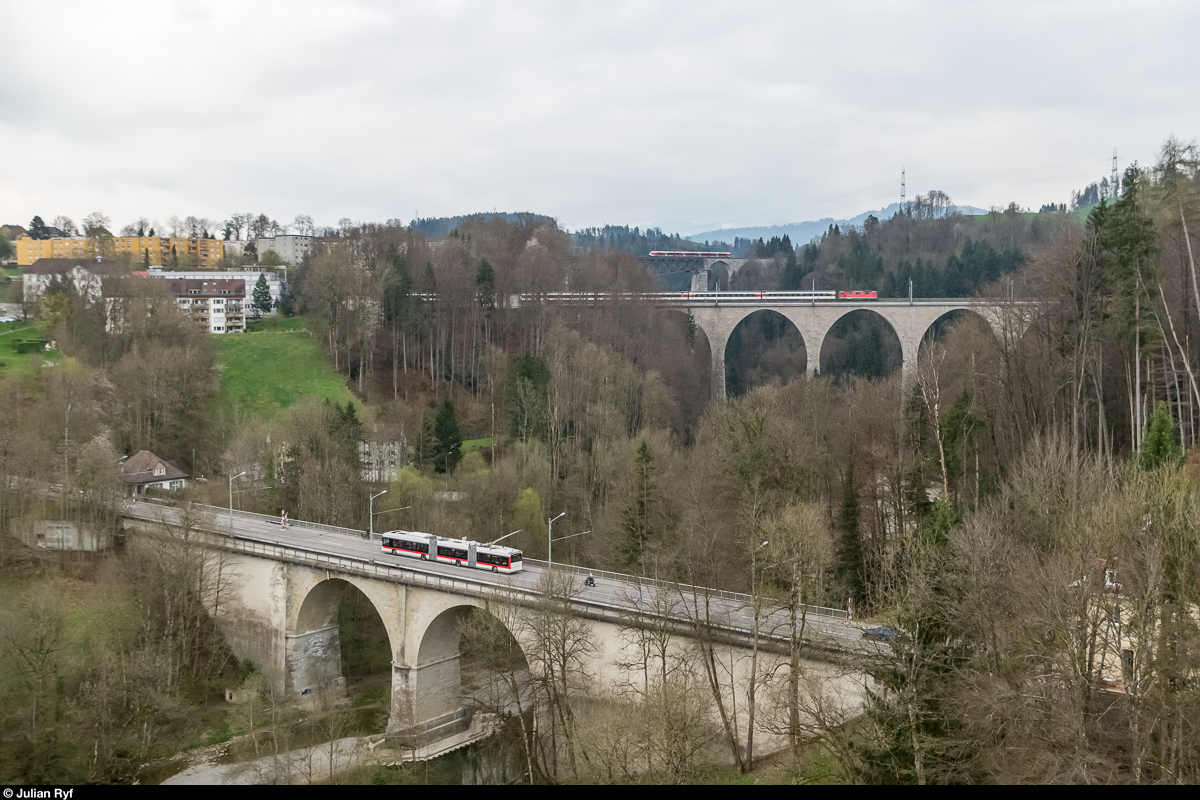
<box><xmin>122</xmin><ymin>498</ymin><xmax>865</xmax><ymax>651</ymax></box>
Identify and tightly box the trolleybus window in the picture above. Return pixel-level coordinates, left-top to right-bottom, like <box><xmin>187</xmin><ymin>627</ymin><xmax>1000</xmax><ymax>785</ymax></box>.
<box><xmin>437</xmin><ymin>545</ymin><xmax>468</xmax><ymax>560</ymax></box>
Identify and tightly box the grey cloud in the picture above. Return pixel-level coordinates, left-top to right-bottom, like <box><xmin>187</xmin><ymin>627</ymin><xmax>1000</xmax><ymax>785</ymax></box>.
<box><xmin>2</xmin><ymin>1</ymin><xmax>1197</xmax><ymax>233</ymax></box>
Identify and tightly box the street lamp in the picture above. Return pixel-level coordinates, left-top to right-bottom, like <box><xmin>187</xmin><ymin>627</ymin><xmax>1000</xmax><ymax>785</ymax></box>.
<box><xmin>228</xmin><ymin>471</ymin><xmax>246</xmax><ymax>529</ymax></box>
<box><xmin>547</xmin><ymin>512</ymin><xmax>565</xmax><ymax>567</ymax></box>
<box><xmin>751</xmin><ymin>539</ymin><xmax>769</xmax><ymax>589</ymax></box>
<box><xmin>548</xmin><ymin>512</ymin><xmax>590</xmax><ymax>571</ymax></box>
<box><xmin>368</xmin><ymin>489</ymin><xmax>388</xmax><ymax>539</ymax></box>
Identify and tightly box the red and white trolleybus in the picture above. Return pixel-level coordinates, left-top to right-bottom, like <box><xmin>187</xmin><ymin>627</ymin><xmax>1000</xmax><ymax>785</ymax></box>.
<box><xmin>381</xmin><ymin>531</ymin><xmax>524</xmax><ymax>574</ymax></box>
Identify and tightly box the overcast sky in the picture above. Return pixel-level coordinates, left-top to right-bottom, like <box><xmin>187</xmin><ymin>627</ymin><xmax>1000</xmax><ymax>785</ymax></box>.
<box><xmin>2</xmin><ymin>0</ymin><xmax>1196</xmax><ymax>236</ymax></box>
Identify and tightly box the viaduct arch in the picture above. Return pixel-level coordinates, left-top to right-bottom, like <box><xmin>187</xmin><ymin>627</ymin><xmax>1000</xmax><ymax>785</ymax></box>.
<box><xmin>286</xmin><ymin>572</ymin><xmax>528</xmax><ymax>735</ymax></box>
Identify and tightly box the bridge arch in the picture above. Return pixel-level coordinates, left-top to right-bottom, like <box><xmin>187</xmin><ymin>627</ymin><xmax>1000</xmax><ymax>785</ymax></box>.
<box><xmin>816</xmin><ymin>308</ymin><xmax>903</xmax><ymax>380</ymax></box>
<box><xmin>403</xmin><ymin>598</ymin><xmax>531</xmax><ymax>731</ymax></box>
<box><xmin>917</xmin><ymin>308</ymin><xmax>1004</xmax><ymax>353</ymax></box>
<box><xmin>707</xmin><ymin>261</ymin><xmax>731</xmax><ymax>291</ymax></box>
<box><xmin>289</xmin><ymin>577</ymin><xmax>398</xmax><ymax>705</ymax></box>
<box><xmin>725</xmin><ymin>309</ymin><xmax>809</xmax><ymax>397</ymax></box>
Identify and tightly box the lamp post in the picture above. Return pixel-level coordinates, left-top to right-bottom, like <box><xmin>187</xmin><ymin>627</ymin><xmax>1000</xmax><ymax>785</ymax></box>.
<box><xmin>368</xmin><ymin>489</ymin><xmax>388</xmax><ymax>539</ymax></box>
<box><xmin>547</xmin><ymin>512</ymin><xmax>565</xmax><ymax>568</ymax></box>
<box><xmin>548</xmin><ymin>515</ymin><xmax>590</xmax><ymax>573</ymax></box>
<box><xmin>228</xmin><ymin>471</ymin><xmax>246</xmax><ymax>530</ymax></box>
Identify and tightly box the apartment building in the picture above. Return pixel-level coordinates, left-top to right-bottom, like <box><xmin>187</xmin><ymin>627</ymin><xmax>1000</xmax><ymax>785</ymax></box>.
<box><xmin>167</xmin><ymin>278</ymin><xmax>246</xmax><ymax>334</ymax></box>
<box><xmin>256</xmin><ymin>234</ymin><xmax>312</xmax><ymax>265</ymax></box>
<box><xmin>15</xmin><ymin>235</ymin><xmax>225</xmax><ymax>268</ymax></box>
<box><xmin>148</xmin><ymin>267</ymin><xmax>284</xmax><ymax>311</ymax></box>
<box><xmin>24</xmin><ymin>257</ymin><xmax>132</xmax><ymax>303</ymax></box>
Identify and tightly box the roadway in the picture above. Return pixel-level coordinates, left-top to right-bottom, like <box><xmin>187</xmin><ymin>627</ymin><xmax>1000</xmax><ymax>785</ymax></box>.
<box><xmin>119</xmin><ymin>498</ymin><xmax>866</xmax><ymax>652</ymax></box>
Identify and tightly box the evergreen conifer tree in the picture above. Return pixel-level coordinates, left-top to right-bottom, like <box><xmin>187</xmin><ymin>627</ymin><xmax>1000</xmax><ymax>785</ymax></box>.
<box><xmin>621</xmin><ymin>440</ymin><xmax>657</xmax><ymax>567</ymax></box>
<box><xmin>835</xmin><ymin>457</ymin><xmax>865</xmax><ymax>607</ymax></box>
<box><xmin>1141</xmin><ymin>401</ymin><xmax>1183</xmax><ymax>470</ymax></box>
<box><xmin>433</xmin><ymin>398</ymin><xmax>462</xmax><ymax>474</ymax></box>
<box><xmin>252</xmin><ymin>273</ymin><xmax>273</xmax><ymax>317</ymax></box>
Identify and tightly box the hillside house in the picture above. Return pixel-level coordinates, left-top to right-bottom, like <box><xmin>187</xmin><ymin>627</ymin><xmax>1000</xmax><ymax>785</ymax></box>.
<box><xmin>121</xmin><ymin>450</ymin><xmax>189</xmax><ymax>496</ymax></box>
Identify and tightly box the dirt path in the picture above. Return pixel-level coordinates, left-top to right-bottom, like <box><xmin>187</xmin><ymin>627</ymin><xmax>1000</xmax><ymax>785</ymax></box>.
<box><xmin>162</xmin><ymin>736</ymin><xmax>365</xmax><ymax>785</ymax></box>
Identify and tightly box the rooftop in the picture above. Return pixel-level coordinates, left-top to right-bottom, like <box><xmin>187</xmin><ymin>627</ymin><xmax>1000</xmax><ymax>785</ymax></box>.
<box><xmin>26</xmin><ymin>257</ymin><xmax>132</xmax><ymax>276</ymax></box>
<box><xmin>121</xmin><ymin>450</ymin><xmax>189</xmax><ymax>485</ymax></box>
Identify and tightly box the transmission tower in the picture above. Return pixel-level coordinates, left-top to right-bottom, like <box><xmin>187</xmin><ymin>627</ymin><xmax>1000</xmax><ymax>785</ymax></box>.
<box><xmin>1111</xmin><ymin>149</ymin><xmax>1119</xmax><ymax>197</ymax></box>
<box><xmin>901</xmin><ymin>167</ymin><xmax>906</xmax><ymax>212</ymax></box>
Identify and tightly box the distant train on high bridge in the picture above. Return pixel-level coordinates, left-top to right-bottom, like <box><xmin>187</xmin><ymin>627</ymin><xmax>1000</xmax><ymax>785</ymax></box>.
<box><xmin>675</xmin><ymin>290</ymin><xmax>878</xmax><ymax>300</ymax></box>
<box><xmin>646</xmin><ymin>252</ymin><xmax>877</xmax><ymax>299</ymax></box>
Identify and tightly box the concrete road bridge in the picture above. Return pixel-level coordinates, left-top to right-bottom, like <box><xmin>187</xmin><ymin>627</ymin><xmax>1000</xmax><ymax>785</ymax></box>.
<box><xmin>113</xmin><ymin>498</ymin><xmax>867</xmax><ymax>750</ymax></box>
<box><xmin>534</xmin><ymin>292</ymin><xmax>1038</xmax><ymax>398</ymax></box>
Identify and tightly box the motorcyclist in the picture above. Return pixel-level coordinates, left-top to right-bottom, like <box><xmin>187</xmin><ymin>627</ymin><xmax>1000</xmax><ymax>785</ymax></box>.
<box><xmin>585</xmin><ymin>573</ymin><xmax>596</xmax><ymax>588</ymax></box>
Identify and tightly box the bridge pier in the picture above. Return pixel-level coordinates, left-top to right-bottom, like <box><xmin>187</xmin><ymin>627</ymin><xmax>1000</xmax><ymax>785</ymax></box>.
<box><xmin>286</xmin><ymin>625</ymin><xmax>347</xmax><ymax>696</ymax></box>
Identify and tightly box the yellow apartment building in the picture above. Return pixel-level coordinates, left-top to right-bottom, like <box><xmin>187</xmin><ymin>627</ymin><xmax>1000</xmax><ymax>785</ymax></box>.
<box><xmin>16</xmin><ymin>235</ymin><xmax>225</xmax><ymax>268</ymax></box>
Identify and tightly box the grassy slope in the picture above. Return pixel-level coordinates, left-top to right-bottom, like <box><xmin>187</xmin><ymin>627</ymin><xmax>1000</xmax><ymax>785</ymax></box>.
<box><xmin>211</xmin><ymin>316</ymin><xmax>360</xmax><ymax>421</ymax></box>
<box><xmin>0</xmin><ymin>320</ymin><xmax>60</xmax><ymax>375</ymax></box>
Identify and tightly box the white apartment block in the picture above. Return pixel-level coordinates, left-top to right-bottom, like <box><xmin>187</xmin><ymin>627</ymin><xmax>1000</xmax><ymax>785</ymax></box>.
<box><xmin>168</xmin><ymin>278</ymin><xmax>246</xmax><ymax>334</ymax></box>
<box><xmin>148</xmin><ymin>267</ymin><xmax>284</xmax><ymax>311</ymax></box>
<box><xmin>256</xmin><ymin>234</ymin><xmax>313</xmax><ymax>266</ymax></box>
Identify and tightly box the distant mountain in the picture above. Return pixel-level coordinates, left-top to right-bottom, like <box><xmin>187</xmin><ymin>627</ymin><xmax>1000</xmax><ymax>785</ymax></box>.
<box><xmin>686</xmin><ymin>203</ymin><xmax>990</xmax><ymax>246</ymax></box>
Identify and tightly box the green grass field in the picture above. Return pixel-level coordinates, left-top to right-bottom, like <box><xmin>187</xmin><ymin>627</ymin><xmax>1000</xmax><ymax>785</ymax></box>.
<box><xmin>211</xmin><ymin>316</ymin><xmax>360</xmax><ymax>420</ymax></box>
<box><xmin>0</xmin><ymin>320</ymin><xmax>60</xmax><ymax>375</ymax></box>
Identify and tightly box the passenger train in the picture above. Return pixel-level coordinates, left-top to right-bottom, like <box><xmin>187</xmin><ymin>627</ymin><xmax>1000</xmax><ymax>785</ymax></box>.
<box><xmin>674</xmin><ymin>290</ymin><xmax>878</xmax><ymax>301</ymax></box>
<box><xmin>648</xmin><ymin>250</ymin><xmax>733</xmax><ymax>258</ymax></box>
<box><xmin>381</xmin><ymin>531</ymin><xmax>524</xmax><ymax>573</ymax></box>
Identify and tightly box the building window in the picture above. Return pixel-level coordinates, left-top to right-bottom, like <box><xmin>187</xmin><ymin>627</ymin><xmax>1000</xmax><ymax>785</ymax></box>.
<box><xmin>153</xmin><ymin>466</ymin><xmax>166</xmax><ymax>476</ymax></box>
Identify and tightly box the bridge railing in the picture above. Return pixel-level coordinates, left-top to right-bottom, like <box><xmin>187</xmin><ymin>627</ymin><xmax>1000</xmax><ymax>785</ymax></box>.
<box><xmin>525</xmin><ymin>559</ymin><xmax>849</xmax><ymax>620</ymax></box>
<box><xmin>136</xmin><ymin>497</ymin><xmax>368</xmax><ymax>539</ymax></box>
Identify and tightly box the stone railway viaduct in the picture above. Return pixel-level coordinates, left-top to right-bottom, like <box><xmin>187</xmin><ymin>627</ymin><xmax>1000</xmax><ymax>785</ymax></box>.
<box><xmin>680</xmin><ymin>297</ymin><xmax>1036</xmax><ymax>398</ymax></box>
<box><xmin>545</xmin><ymin>292</ymin><xmax>1038</xmax><ymax>398</ymax></box>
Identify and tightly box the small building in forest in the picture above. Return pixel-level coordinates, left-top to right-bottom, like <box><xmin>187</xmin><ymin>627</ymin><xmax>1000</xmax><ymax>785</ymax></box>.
<box><xmin>121</xmin><ymin>450</ymin><xmax>189</xmax><ymax>496</ymax></box>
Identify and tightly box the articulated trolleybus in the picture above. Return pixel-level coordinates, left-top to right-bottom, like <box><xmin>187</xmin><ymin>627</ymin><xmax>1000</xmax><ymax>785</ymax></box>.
<box><xmin>381</xmin><ymin>531</ymin><xmax>524</xmax><ymax>574</ymax></box>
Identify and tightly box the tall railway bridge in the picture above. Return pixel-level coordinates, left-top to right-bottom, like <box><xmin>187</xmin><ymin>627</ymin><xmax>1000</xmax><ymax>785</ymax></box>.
<box><xmin>535</xmin><ymin>292</ymin><xmax>1039</xmax><ymax>398</ymax></box>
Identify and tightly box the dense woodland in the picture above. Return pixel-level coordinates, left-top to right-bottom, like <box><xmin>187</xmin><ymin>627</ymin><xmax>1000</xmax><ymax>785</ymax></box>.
<box><xmin>3</xmin><ymin>137</ymin><xmax>1200</xmax><ymax>783</ymax></box>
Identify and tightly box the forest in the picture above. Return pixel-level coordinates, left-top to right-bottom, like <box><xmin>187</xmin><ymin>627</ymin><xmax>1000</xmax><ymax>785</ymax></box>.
<box><xmin>2</xmin><ymin>137</ymin><xmax>1200</xmax><ymax>783</ymax></box>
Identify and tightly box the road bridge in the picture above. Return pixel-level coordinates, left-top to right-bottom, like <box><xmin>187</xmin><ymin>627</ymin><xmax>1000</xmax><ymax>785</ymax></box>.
<box><xmin>113</xmin><ymin>498</ymin><xmax>866</xmax><ymax>752</ymax></box>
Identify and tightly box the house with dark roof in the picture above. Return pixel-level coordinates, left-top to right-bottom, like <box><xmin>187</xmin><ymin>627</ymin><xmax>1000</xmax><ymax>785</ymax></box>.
<box><xmin>121</xmin><ymin>450</ymin><xmax>189</xmax><ymax>496</ymax></box>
